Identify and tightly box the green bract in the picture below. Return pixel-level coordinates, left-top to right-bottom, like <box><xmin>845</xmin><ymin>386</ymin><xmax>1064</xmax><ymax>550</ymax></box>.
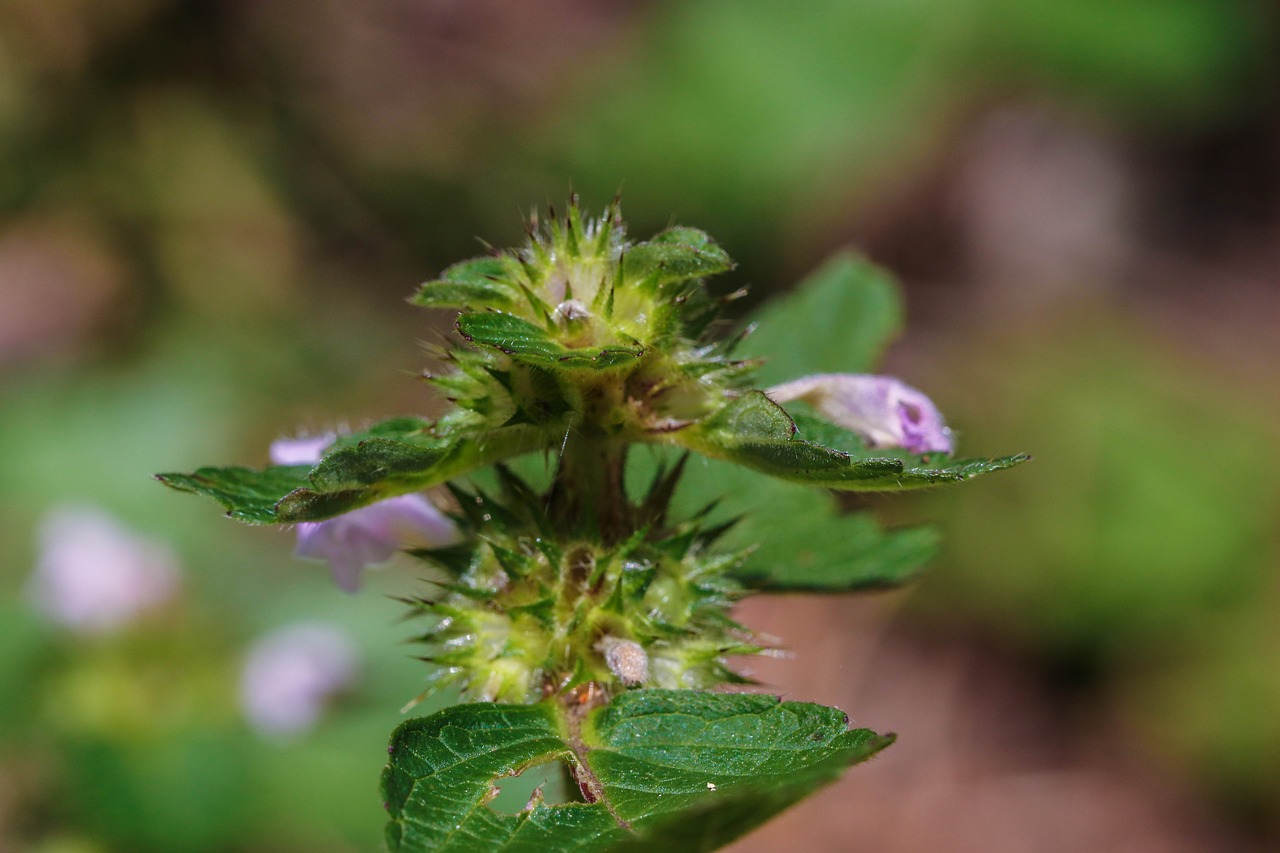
<box><xmin>158</xmin><ymin>199</ymin><xmax>1027</xmax><ymax>853</ymax></box>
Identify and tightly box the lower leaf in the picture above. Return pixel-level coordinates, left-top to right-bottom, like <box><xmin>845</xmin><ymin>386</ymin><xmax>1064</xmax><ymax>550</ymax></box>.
<box><xmin>382</xmin><ymin>690</ymin><xmax>891</xmax><ymax>853</ymax></box>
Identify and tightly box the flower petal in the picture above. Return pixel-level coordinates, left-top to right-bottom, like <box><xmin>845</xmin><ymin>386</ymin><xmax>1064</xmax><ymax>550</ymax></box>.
<box><xmin>767</xmin><ymin>373</ymin><xmax>954</xmax><ymax>454</ymax></box>
<box><xmin>271</xmin><ymin>433</ymin><xmax>463</xmax><ymax>591</ymax></box>
<box><xmin>269</xmin><ymin>433</ymin><xmax>335</xmax><ymax>466</ymax></box>
<box><xmin>291</xmin><ymin>495</ymin><xmax>461</xmax><ymax>592</ymax></box>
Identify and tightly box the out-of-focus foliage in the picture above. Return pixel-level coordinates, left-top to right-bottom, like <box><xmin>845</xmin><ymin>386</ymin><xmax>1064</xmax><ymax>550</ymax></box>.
<box><xmin>912</xmin><ymin>310</ymin><xmax>1280</xmax><ymax>822</ymax></box>
<box><xmin>1</xmin><ymin>0</ymin><xmax>1277</xmax><ymax>849</ymax></box>
<box><xmin>920</xmin><ymin>313</ymin><xmax>1278</xmax><ymax>662</ymax></box>
<box><xmin>524</xmin><ymin>0</ymin><xmax>1263</xmax><ymax>272</ymax></box>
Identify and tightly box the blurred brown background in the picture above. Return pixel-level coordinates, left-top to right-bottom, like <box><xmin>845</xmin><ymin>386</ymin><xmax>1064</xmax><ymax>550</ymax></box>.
<box><xmin>1</xmin><ymin>1</ymin><xmax>1278</xmax><ymax>851</ymax></box>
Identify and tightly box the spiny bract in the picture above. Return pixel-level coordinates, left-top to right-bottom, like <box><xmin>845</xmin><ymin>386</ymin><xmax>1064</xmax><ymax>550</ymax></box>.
<box><xmin>404</xmin><ymin>463</ymin><xmax>761</xmax><ymax>703</ymax></box>
<box><xmin>418</xmin><ymin>197</ymin><xmax>756</xmax><ymax>443</ymax></box>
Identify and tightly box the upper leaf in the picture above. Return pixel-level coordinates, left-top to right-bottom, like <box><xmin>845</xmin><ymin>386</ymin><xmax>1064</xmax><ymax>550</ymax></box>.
<box><xmin>157</xmin><ymin>418</ymin><xmax>552</xmax><ymax>523</ymax></box>
<box><xmin>672</xmin><ymin>392</ymin><xmax>1027</xmax><ymax>491</ymax></box>
<box><xmin>623</xmin><ymin>227</ymin><xmax>735</xmax><ymax>293</ymax></box>
<box><xmin>382</xmin><ymin>689</ymin><xmax>891</xmax><ymax>853</ymax></box>
<box><xmin>414</xmin><ymin>256</ymin><xmax>526</xmax><ymax>311</ymax></box>
<box><xmin>742</xmin><ymin>252</ymin><xmax>902</xmax><ymax>386</ymax></box>
<box><xmin>154</xmin><ymin>464</ymin><xmax>312</xmax><ymax>524</ymax></box>
<box><xmin>457</xmin><ymin>312</ymin><xmax>645</xmax><ymax>372</ymax></box>
<box><xmin>415</xmin><ymin>209</ymin><xmax>736</xmax><ymax>376</ymax></box>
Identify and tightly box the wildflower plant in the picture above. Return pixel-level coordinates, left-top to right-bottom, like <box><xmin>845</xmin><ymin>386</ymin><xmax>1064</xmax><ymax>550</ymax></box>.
<box><xmin>158</xmin><ymin>198</ymin><xmax>1025</xmax><ymax>852</ymax></box>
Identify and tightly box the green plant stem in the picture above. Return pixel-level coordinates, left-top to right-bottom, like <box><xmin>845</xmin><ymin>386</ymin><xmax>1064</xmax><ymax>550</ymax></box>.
<box><xmin>548</xmin><ymin>427</ymin><xmax>631</xmax><ymax>544</ymax></box>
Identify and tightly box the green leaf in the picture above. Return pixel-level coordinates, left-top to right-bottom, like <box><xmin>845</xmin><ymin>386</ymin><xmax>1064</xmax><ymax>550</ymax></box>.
<box><xmin>414</xmin><ymin>256</ymin><xmax>524</xmax><ymax>311</ymax></box>
<box><xmin>155</xmin><ymin>465</ymin><xmax>311</xmax><ymax>523</ymax></box>
<box><xmin>738</xmin><ymin>503</ymin><xmax>938</xmax><ymax>592</ymax></box>
<box><xmin>662</xmin><ymin>453</ymin><xmax>939</xmax><ymax>592</ymax></box>
<box><xmin>382</xmin><ymin>690</ymin><xmax>890</xmax><ymax>853</ymax></box>
<box><xmin>624</xmin><ymin>227</ymin><xmax>734</xmax><ymax>292</ymax></box>
<box><xmin>458</xmin><ymin>313</ymin><xmax>561</xmax><ymax>359</ymax></box>
<box><xmin>743</xmin><ymin>252</ymin><xmax>902</xmax><ymax>386</ymax></box>
<box><xmin>458</xmin><ymin>313</ymin><xmax>644</xmax><ymax>371</ymax></box>
<box><xmin>787</xmin><ymin>411</ymin><xmax>1032</xmax><ymax>485</ymax></box>
<box><xmin>675</xmin><ymin>392</ymin><xmax>1028</xmax><ymax>491</ymax></box>
<box><xmin>156</xmin><ymin>419</ymin><xmax>552</xmax><ymax>524</ymax></box>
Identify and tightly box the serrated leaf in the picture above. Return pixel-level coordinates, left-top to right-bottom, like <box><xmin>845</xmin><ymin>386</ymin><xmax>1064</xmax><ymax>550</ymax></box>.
<box><xmin>676</xmin><ymin>391</ymin><xmax>901</xmax><ymax>486</ymax></box>
<box><xmin>330</xmin><ymin>416</ymin><xmax>435</xmax><ymax>445</ymax></box>
<box><xmin>458</xmin><ymin>313</ymin><xmax>644</xmax><ymax>371</ymax></box>
<box><xmin>415</xmin><ymin>256</ymin><xmax>524</xmax><ymax>310</ymax></box>
<box><xmin>154</xmin><ymin>465</ymin><xmax>311</xmax><ymax>524</ymax></box>
<box><xmin>737</xmin><ymin>507</ymin><xmax>938</xmax><ymax>592</ymax></box>
<box><xmin>622</xmin><ymin>447</ymin><xmax>937</xmax><ymax>593</ymax></box>
<box><xmin>743</xmin><ymin>252</ymin><xmax>902</xmax><ymax>386</ymax></box>
<box><xmin>624</xmin><ymin>227</ymin><xmax>734</xmax><ymax>292</ymax></box>
<box><xmin>157</xmin><ymin>419</ymin><xmax>552</xmax><ymax>524</ymax></box>
<box><xmin>676</xmin><ymin>392</ymin><xmax>1027</xmax><ymax>491</ymax></box>
<box><xmin>458</xmin><ymin>313</ymin><xmax>560</xmax><ymax>358</ymax></box>
<box><xmin>786</xmin><ymin>411</ymin><xmax>1031</xmax><ymax>485</ymax></box>
<box><xmin>661</xmin><ymin>453</ymin><xmax>939</xmax><ymax>592</ymax></box>
<box><xmin>382</xmin><ymin>690</ymin><xmax>890</xmax><ymax>853</ymax></box>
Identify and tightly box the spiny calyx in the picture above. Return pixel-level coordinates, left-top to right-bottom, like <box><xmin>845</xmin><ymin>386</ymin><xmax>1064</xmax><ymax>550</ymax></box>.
<box><xmin>419</xmin><ymin>197</ymin><xmax>753</xmax><ymax>442</ymax></box>
<box><xmin>404</xmin><ymin>465</ymin><xmax>761</xmax><ymax>704</ymax></box>
<box><xmin>414</xmin><ymin>197</ymin><xmax>734</xmax><ymax>354</ymax></box>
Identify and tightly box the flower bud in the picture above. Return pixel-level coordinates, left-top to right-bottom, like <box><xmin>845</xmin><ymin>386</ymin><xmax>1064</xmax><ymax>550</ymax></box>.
<box><xmin>600</xmin><ymin>637</ymin><xmax>648</xmax><ymax>686</ymax></box>
<box><xmin>767</xmin><ymin>374</ymin><xmax>954</xmax><ymax>454</ymax></box>
<box><xmin>553</xmin><ymin>299</ymin><xmax>591</xmax><ymax>323</ymax></box>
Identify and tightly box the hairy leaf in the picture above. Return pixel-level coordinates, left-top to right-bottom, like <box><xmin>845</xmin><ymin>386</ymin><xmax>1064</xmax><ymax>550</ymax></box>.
<box><xmin>624</xmin><ymin>227</ymin><xmax>734</xmax><ymax>293</ymax></box>
<box><xmin>458</xmin><ymin>313</ymin><xmax>644</xmax><ymax>371</ymax></box>
<box><xmin>414</xmin><ymin>256</ymin><xmax>525</xmax><ymax>311</ymax></box>
<box><xmin>382</xmin><ymin>690</ymin><xmax>890</xmax><ymax>853</ymax></box>
<box><xmin>154</xmin><ymin>464</ymin><xmax>311</xmax><ymax>524</ymax></box>
<box><xmin>157</xmin><ymin>419</ymin><xmax>551</xmax><ymax>524</ymax></box>
<box><xmin>675</xmin><ymin>392</ymin><xmax>1027</xmax><ymax>491</ymax></box>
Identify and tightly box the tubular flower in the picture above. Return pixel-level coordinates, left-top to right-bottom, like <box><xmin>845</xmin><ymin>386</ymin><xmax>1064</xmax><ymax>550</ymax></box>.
<box><xmin>767</xmin><ymin>374</ymin><xmax>954</xmax><ymax>454</ymax></box>
<box><xmin>270</xmin><ymin>436</ymin><xmax>461</xmax><ymax>592</ymax></box>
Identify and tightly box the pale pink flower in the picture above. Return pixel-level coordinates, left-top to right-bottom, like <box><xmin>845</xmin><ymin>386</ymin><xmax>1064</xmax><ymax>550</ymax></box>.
<box><xmin>767</xmin><ymin>374</ymin><xmax>954</xmax><ymax>454</ymax></box>
<box><xmin>28</xmin><ymin>505</ymin><xmax>181</xmax><ymax>634</ymax></box>
<box><xmin>240</xmin><ymin>622</ymin><xmax>357</xmax><ymax>738</ymax></box>
<box><xmin>270</xmin><ymin>435</ymin><xmax>461</xmax><ymax>592</ymax></box>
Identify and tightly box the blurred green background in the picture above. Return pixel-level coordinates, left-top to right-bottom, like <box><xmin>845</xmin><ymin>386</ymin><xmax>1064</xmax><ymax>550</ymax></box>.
<box><xmin>1</xmin><ymin>1</ymin><xmax>1278</xmax><ymax>850</ymax></box>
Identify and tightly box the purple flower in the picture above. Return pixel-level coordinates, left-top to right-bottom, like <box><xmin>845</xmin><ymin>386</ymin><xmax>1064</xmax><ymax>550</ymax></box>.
<box><xmin>270</xmin><ymin>435</ymin><xmax>461</xmax><ymax>592</ymax></box>
<box><xmin>766</xmin><ymin>374</ymin><xmax>954</xmax><ymax>454</ymax></box>
<box><xmin>240</xmin><ymin>622</ymin><xmax>357</xmax><ymax>738</ymax></box>
<box><xmin>269</xmin><ymin>433</ymin><xmax>334</xmax><ymax>465</ymax></box>
<box><xmin>27</xmin><ymin>505</ymin><xmax>181</xmax><ymax>634</ymax></box>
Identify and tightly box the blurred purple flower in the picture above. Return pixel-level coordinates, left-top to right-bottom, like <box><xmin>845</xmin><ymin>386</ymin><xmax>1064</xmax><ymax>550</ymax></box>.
<box><xmin>270</xmin><ymin>435</ymin><xmax>461</xmax><ymax>592</ymax></box>
<box><xmin>767</xmin><ymin>374</ymin><xmax>954</xmax><ymax>454</ymax></box>
<box><xmin>27</xmin><ymin>505</ymin><xmax>181</xmax><ymax>634</ymax></box>
<box><xmin>240</xmin><ymin>622</ymin><xmax>357</xmax><ymax>738</ymax></box>
<box><xmin>269</xmin><ymin>433</ymin><xmax>335</xmax><ymax>465</ymax></box>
